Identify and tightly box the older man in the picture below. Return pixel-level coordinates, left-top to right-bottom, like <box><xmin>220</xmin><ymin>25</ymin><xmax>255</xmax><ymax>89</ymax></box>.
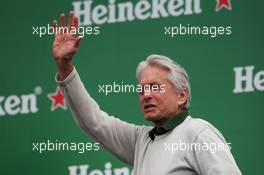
<box><xmin>53</xmin><ymin>12</ymin><xmax>242</xmax><ymax>175</ymax></box>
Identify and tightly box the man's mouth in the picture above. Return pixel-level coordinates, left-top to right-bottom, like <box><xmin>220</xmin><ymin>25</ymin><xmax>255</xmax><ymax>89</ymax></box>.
<box><xmin>144</xmin><ymin>104</ymin><xmax>157</xmax><ymax>111</ymax></box>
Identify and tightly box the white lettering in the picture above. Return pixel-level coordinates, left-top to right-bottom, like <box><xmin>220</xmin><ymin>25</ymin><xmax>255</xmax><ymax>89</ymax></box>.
<box><xmin>92</xmin><ymin>5</ymin><xmax>108</xmax><ymax>25</ymax></box>
<box><xmin>184</xmin><ymin>0</ymin><xmax>202</xmax><ymax>15</ymax></box>
<box><xmin>151</xmin><ymin>0</ymin><xmax>169</xmax><ymax>19</ymax></box>
<box><xmin>117</xmin><ymin>2</ymin><xmax>135</xmax><ymax>22</ymax></box>
<box><xmin>0</xmin><ymin>97</ymin><xmax>5</xmax><ymax>116</ymax></box>
<box><xmin>233</xmin><ymin>66</ymin><xmax>254</xmax><ymax>93</ymax></box>
<box><xmin>73</xmin><ymin>0</ymin><xmax>202</xmax><ymax>25</ymax></box>
<box><xmin>21</xmin><ymin>94</ymin><xmax>38</xmax><ymax>114</ymax></box>
<box><xmin>168</xmin><ymin>0</ymin><xmax>184</xmax><ymax>16</ymax></box>
<box><xmin>0</xmin><ymin>88</ymin><xmax>40</xmax><ymax>117</ymax></box>
<box><xmin>68</xmin><ymin>163</ymin><xmax>130</xmax><ymax>175</ymax></box>
<box><xmin>69</xmin><ymin>165</ymin><xmax>89</xmax><ymax>175</ymax></box>
<box><xmin>135</xmin><ymin>1</ymin><xmax>151</xmax><ymax>20</ymax></box>
<box><xmin>5</xmin><ymin>95</ymin><xmax>20</xmax><ymax>115</ymax></box>
<box><xmin>233</xmin><ymin>66</ymin><xmax>264</xmax><ymax>93</ymax></box>
<box><xmin>254</xmin><ymin>71</ymin><xmax>264</xmax><ymax>91</ymax></box>
<box><xmin>73</xmin><ymin>0</ymin><xmax>93</xmax><ymax>26</ymax></box>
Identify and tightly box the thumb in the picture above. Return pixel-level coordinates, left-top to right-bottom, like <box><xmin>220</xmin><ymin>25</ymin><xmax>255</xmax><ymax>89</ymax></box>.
<box><xmin>74</xmin><ymin>36</ymin><xmax>83</xmax><ymax>48</ymax></box>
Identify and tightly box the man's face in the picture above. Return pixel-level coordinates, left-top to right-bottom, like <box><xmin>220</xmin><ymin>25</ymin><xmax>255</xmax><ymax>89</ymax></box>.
<box><xmin>139</xmin><ymin>65</ymin><xmax>186</xmax><ymax>123</ymax></box>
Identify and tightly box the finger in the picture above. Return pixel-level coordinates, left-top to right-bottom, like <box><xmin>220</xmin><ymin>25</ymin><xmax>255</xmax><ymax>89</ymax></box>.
<box><xmin>74</xmin><ymin>16</ymin><xmax>79</xmax><ymax>31</ymax></box>
<box><xmin>60</xmin><ymin>13</ymin><xmax>65</xmax><ymax>27</ymax></box>
<box><xmin>68</xmin><ymin>11</ymin><xmax>74</xmax><ymax>28</ymax></box>
<box><xmin>53</xmin><ymin>20</ymin><xmax>58</xmax><ymax>36</ymax></box>
<box><xmin>72</xmin><ymin>16</ymin><xmax>79</xmax><ymax>37</ymax></box>
<box><xmin>74</xmin><ymin>36</ymin><xmax>83</xmax><ymax>48</ymax></box>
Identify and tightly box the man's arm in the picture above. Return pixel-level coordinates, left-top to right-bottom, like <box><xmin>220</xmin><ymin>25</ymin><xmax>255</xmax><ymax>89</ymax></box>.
<box><xmin>52</xmin><ymin>12</ymin><xmax>142</xmax><ymax>165</ymax></box>
<box><xmin>190</xmin><ymin>128</ymin><xmax>242</xmax><ymax>175</ymax></box>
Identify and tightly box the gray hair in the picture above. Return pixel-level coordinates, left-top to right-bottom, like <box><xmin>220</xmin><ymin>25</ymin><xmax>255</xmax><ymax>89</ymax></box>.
<box><xmin>136</xmin><ymin>54</ymin><xmax>191</xmax><ymax>108</ymax></box>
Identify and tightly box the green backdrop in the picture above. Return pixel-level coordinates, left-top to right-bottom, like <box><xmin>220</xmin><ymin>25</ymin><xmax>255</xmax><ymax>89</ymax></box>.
<box><xmin>1</xmin><ymin>0</ymin><xmax>263</xmax><ymax>174</ymax></box>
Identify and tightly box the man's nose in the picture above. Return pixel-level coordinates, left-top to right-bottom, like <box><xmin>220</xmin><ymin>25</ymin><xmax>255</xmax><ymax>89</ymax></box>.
<box><xmin>143</xmin><ymin>93</ymin><xmax>152</xmax><ymax>101</ymax></box>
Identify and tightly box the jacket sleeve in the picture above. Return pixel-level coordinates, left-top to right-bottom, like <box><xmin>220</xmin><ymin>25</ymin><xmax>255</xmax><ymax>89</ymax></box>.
<box><xmin>56</xmin><ymin>67</ymin><xmax>142</xmax><ymax>165</ymax></box>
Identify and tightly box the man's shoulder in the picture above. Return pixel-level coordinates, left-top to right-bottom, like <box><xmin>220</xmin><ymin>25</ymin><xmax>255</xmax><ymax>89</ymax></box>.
<box><xmin>186</xmin><ymin>116</ymin><xmax>215</xmax><ymax>130</ymax></box>
<box><xmin>182</xmin><ymin>116</ymin><xmax>225</xmax><ymax>141</ymax></box>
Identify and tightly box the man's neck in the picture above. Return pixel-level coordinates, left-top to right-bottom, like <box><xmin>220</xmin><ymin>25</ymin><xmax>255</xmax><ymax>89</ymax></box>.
<box><xmin>154</xmin><ymin>109</ymin><xmax>184</xmax><ymax>128</ymax></box>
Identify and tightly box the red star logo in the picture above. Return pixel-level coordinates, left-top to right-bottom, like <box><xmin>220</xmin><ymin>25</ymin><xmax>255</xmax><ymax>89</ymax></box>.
<box><xmin>48</xmin><ymin>86</ymin><xmax>67</xmax><ymax>111</ymax></box>
<box><xmin>216</xmin><ymin>0</ymin><xmax>232</xmax><ymax>12</ymax></box>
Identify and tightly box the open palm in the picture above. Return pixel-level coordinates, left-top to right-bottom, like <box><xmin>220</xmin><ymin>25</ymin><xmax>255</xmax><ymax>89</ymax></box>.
<box><xmin>52</xmin><ymin>11</ymin><xmax>82</xmax><ymax>62</ymax></box>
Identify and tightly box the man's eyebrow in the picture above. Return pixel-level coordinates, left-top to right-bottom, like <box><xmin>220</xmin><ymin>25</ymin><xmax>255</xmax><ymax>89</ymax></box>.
<box><xmin>141</xmin><ymin>81</ymin><xmax>162</xmax><ymax>86</ymax></box>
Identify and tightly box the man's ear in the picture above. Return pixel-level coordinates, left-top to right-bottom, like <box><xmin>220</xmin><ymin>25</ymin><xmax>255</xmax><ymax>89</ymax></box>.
<box><xmin>177</xmin><ymin>89</ymin><xmax>188</xmax><ymax>106</ymax></box>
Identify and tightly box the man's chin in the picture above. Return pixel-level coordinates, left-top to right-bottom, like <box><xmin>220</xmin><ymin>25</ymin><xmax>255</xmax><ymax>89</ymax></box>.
<box><xmin>143</xmin><ymin>113</ymin><xmax>160</xmax><ymax>122</ymax></box>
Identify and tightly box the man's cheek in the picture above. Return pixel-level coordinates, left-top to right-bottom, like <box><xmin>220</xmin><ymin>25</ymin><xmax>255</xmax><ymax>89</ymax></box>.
<box><xmin>155</xmin><ymin>104</ymin><xmax>163</xmax><ymax>113</ymax></box>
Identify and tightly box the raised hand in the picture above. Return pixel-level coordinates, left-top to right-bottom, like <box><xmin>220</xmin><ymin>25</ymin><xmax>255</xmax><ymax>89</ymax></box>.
<box><xmin>52</xmin><ymin>11</ymin><xmax>83</xmax><ymax>80</ymax></box>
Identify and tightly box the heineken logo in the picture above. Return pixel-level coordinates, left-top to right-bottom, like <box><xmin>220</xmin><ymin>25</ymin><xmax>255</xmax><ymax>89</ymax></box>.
<box><xmin>73</xmin><ymin>0</ymin><xmax>203</xmax><ymax>26</ymax></box>
<box><xmin>0</xmin><ymin>86</ymin><xmax>42</xmax><ymax>117</ymax></box>
<box><xmin>233</xmin><ymin>66</ymin><xmax>264</xmax><ymax>93</ymax></box>
<box><xmin>68</xmin><ymin>162</ymin><xmax>130</xmax><ymax>175</ymax></box>
<box><xmin>72</xmin><ymin>0</ymin><xmax>232</xmax><ymax>26</ymax></box>
<box><xmin>0</xmin><ymin>85</ymin><xmax>69</xmax><ymax>117</ymax></box>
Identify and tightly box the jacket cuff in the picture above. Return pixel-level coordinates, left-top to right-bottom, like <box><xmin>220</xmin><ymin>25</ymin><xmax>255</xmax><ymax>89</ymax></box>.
<box><xmin>55</xmin><ymin>67</ymin><xmax>77</xmax><ymax>86</ymax></box>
